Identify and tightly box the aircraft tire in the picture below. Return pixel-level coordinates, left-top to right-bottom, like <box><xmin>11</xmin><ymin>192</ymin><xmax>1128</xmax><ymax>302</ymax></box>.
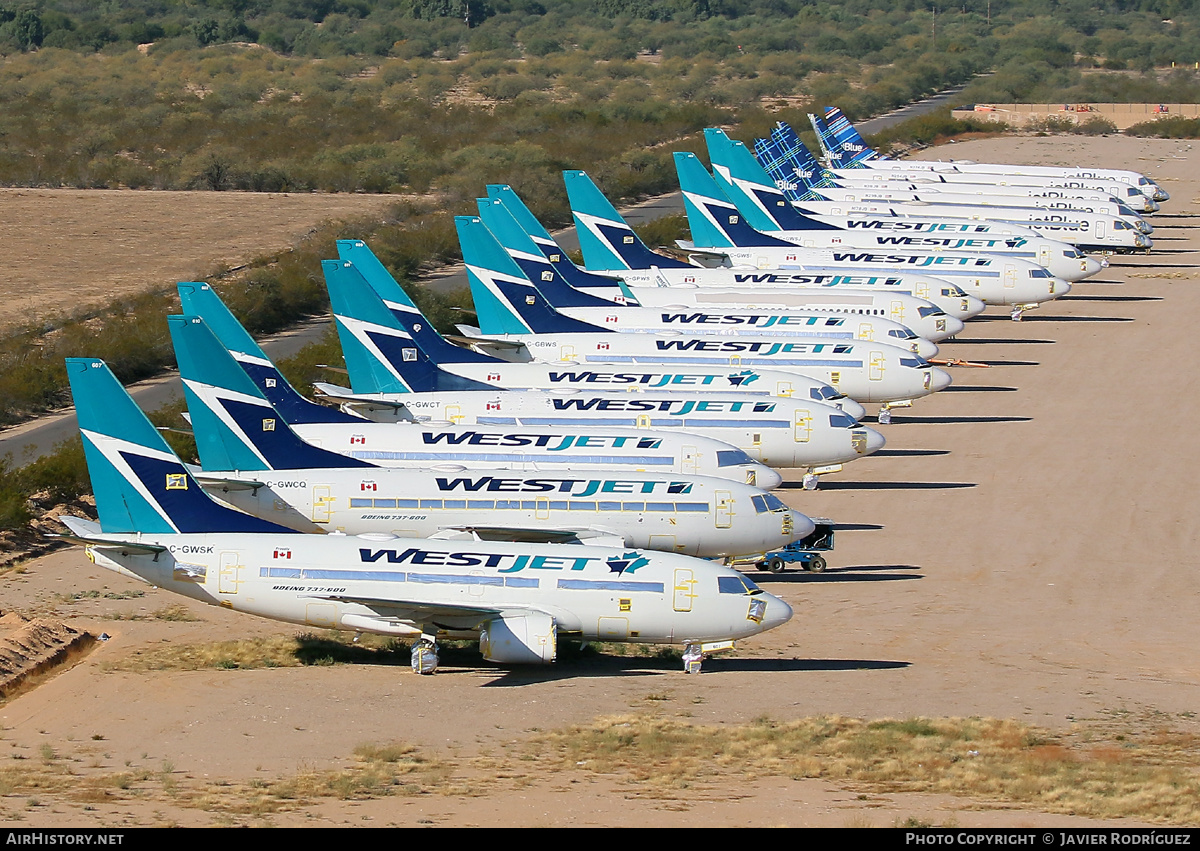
<box><xmin>803</xmin><ymin>556</ymin><xmax>828</xmax><ymax>573</ymax></box>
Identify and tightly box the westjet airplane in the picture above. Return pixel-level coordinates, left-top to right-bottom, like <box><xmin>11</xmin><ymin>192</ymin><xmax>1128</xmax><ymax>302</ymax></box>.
<box><xmin>754</xmin><ymin>120</ymin><xmax>1158</xmax><ymax>215</ymax></box>
<box><xmin>317</xmin><ymin>254</ymin><xmax>884</xmax><ymax>482</ymax></box>
<box><xmin>675</xmin><ymin>152</ymin><xmax>1071</xmax><ymax>318</ymax></box>
<box><xmin>812</xmin><ymin>107</ymin><xmax>1168</xmax><ymax>203</ymax></box>
<box><xmin>464</xmin><ymin>205</ymin><xmax>940</xmax><ymax>357</ymax></box>
<box><xmin>170</xmin><ymin>314</ymin><xmax>782</xmax><ymax>489</ymax></box>
<box><xmin>57</xmin><ymin>357</ymin><xmax>793</xmax><ymax>674</ymax></box>
<box><xmin>168</xmin><ymin>321</ymin><xmax>810</xmax><ymax>559</ymax></box>
<box><xmin>557</xmin><ymin>171</ymin><xmax>986</xmax><ymax>321</ymax></box>
<box><xmin>327</xmin><ymin>243</ymin><xmax>866</xmax><ymax>417</ymax></box>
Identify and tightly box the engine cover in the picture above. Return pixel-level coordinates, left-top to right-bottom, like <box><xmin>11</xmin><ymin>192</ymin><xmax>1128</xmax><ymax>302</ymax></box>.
<box><xmin>480</xmin><ymin>611</ymin><xmax>557</xmax><ymax>664</ymax></box>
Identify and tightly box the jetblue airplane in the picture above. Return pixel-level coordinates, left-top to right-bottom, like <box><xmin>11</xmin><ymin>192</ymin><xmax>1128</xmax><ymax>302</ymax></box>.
<box><xmin>812</xmin><ymin>107</ymin><xmax>1168</xmax><ymax>203</ymax></box>
<box><xmin>754</xmin><ymin>120</ymin><xmax>1159</xmax><ymax>215</ymax></box>
<box><xmin>700</xmin><ymin>130</ymin><xmax>1140</xmax><ymax>265</ymax></box>
<box><xmin>58</xmin><ymin>357</ymin><xmax>793</xmax><ymax>673</ymax></box>
<box><xmin>463</xmin><ymin>207</ymin><xmax>940</xmax><ymax>357</ymax></box>
<box><xmin>317</xmin><ymin>254</ymin><xmax>884</xmax><ymax>482</ymax></box>
<box><xmin>170</xmin><ymin>314</ymin><xmax>783</xmax><ymax>489</ymax></box>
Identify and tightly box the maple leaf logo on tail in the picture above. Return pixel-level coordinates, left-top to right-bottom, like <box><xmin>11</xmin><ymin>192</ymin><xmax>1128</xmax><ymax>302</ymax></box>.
<box><xmin>727</xmin><ymin>370</ymin><xmax>760</xmax><ymax>387</ymax></box>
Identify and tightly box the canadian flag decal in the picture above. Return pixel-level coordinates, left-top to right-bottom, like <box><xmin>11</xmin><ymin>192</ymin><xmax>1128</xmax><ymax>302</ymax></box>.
<box><xmin>273</xmin><ymin>548</ymin><xmax>291</xmax><ymax>559</ymax></box>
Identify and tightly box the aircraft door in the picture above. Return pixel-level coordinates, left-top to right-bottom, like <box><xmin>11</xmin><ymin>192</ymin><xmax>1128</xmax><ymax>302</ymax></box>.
<box><xmin>560</xmin><ymin>345</ymin><xmax>576</xmax><ymax>362</ymax></box>
<box><xmin>218</xmin><ymin>551</ymin><xmax>242</xmax><ymax>595</ymax></box>
<box><xmin>857</xmin><ymin>322</ymin><xmax>872</xmax><ymax>340</ymax></box>
<box><xmin>915</xmin><ymin>283</ymin><xmax>929</xmax><ymax>299</ymax></box>
<box><xmin>672</xmin><ymin>569</ymin><xmax>696</xmax><ymax>612</ymax></box>
<box><xmin>757</xmin><ymin>256</ymin><xmax>770</xmax><ymax>269</ymax></box>
<box><xmin>536</xmin><ymin>498</ymin><xmax>550</xmax><ymax>520</ymax></box>
<box><xmin>444</xmin><ymin>405</ymin><xmax>464</xmax><ymax>424</ymax></box>
<box><xmin>469</xmin><ymin>570</ymin><xmax>485</xmax><ymax>597</ymax></box>
<box><xmin>682</xmin><ymin>445</ymin><xmax>699</xmax><ymax>475</ymax></box>
<box><xmin>774</xmin><ymin>380</ymin><xmax>794</xmax><ymax>397</ymax></box>
<box><xmin>890</xmin><ymin>300</ymin><xmax>905</xmax><ymax>323</ymax></box>
<box><xmin>636</xmin><ymin>414</ymin><xmax>651</xmax><ymax>429</ymax></box>
<box><xmin>1038</xmin><ymin>245</ymin><xmax>1051</xmax><ymax>267</ymax></box>
<box><xmin>312</xmin><ymin>485</ymin><xmax>333</xmax><ymax>523</ymax></box>
<box><xmin>1003</xmin><ymin>264</ymin><xmax>1017</xmax><ymax>289</ymax></box>
<box><xmin>729</xmin><ymin>354</ymin><xmax>742</xmax><ymax>367</ymax></box>
<box><xmin>793</xmin><ymin>409</ymin><xmax>813</xmax><ymax>443</ymax></box>
<box><xmin>869</xmin><ymin>351</ymin><xmax>886</xmax><ymax>381</ymax></box>
<box><xmin>715</xmin><ymin>491</ymin><xmax>733</xmax><ymax>528</ymax></box>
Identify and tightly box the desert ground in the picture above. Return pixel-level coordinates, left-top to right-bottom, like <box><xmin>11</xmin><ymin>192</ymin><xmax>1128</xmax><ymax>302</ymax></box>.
<box><xmin>0</xmin><ymin>188</ymin><xmax>403</xmax><ymax>333</ymax></box>
<box><xmin>0</xmin><ymin>135</ymin><xmax>1197</xmax><ymax>828</ymax></box>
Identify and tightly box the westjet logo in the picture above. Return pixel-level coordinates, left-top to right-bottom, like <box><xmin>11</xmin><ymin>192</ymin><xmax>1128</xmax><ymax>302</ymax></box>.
<box><xmin>660</xmin><ymin>312</ymin><xmax>840</xmax><ymax>328</ymax></box>
<box><xmin>551</xmin><ymin>398</ymin><xmax>775</xmax><ymax>415</ymax></box>
<box><xmin>421</xmin><ymin>432</ymin><xmax>663</xmax><ymax>450</ymax></box>
<box><xmin>435</xmin><ymin>476</ymin><xmax>693</xmax><ymax>496</ymax></box>
<box><xmin>360</xmin><ymin>547</ymin><xmax>597</xmax><ymax>573</ymax></box>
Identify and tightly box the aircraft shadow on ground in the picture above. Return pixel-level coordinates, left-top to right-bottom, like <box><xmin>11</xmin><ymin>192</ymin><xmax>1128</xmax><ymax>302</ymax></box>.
<box><xmin>941</xmin><ymin>385</ymin><xmax>1018</xmax><ymax>393</ymax></box>
<box><xmin>702</xmin><ymin>657</ymin><xmax>912</xmax><ymax>673</ymax></box>
<box><xmin>750</xmin><ymin>566</ymin><xmax>923</xmax><ymax>584</ymax></box>
<box><xmin>808</xmin><ymin>480</ymin><xmax>975</xmax><ymax>490</ymax></box>
<box><xmin>872</xmin><ymin>448</ymin><xmax>951</xmax><ymax>456</ymax></box>
<box><xmin>972</xmin><ymin>359</ymin><xmax>1040</xmax><ymax>366</ymax></box>
<box><xmin>885</xmin><ymin>415</ymin><xmax>1032</xmax><ymax>424</ymax></box>
<box><xmin>1057</xmin><ymin>294</ymin><xmax>1163</xmax><ymax>302</ymax></box>
<box><xmin>947</xmin><ymin>337</ymin><xmax>1056</xmax><ymax>344</ymax></box>
<box><xmin>478</xmin><ymin>654</ymin><xmax>912</xmax><ymax>684</ymax></box>
<box><xmin>829</xmin><ymin>523</ymin><xmax>885</xmax><ymax>531</ymax></box>
<box><xmin>1020</xmin><ymin>316</ymin><xmax>1134</xmax><ymax>323</ymax></box>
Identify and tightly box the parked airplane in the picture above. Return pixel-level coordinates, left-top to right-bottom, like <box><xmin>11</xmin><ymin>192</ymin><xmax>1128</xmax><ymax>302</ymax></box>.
<box><xmin>58</xmin><ymin>357</ymin><xmax>793</xmax><ymax>673</ymax></box>
<box><xmin>332</xmin><ymin>240</ymin><xmax>868</xmax><ymax>417</ymax></box>
<box><xmin>170</xmin><ymin>313</ymin><xmax>783</xmax><ymax>489</ymax></box>
<box><xmin>812</xmin><ymin>107</ymin><xmax>1168</xmax><ymax>202</ymax></box>
<box><xmin>558</xmin><ymin>170</ymin><xmax>987</xmax><ymax>321</ymax></box>
<box><xmin>754</xmin><ymin>120</ymin><xmax>1159</xmax><ymax>214</ymax></box>
<box><xmin>318</xmin><ymin>253</ymin><xmax>883</xmax><ymax>482</ymax></box>
<box><xmin>171</xmin><ymin>323</ymin><xmax>810</xmax><ymax>558</ymax></box>
<box><xmin>464</xmin><ymin>206</ymin><xmax>940</xmax><ymax>357</ymax></box>
<box><xmin>702</xmin><ymin>129</ymin><xmax>1140</xmax><ymax>264</ymax></box>
<box><xmin>675</xmin><ymin>152</ymin><xmax>1071</xmax><ymax>318</ymax></box>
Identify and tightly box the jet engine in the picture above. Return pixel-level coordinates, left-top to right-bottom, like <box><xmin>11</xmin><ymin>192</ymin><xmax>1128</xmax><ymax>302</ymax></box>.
<box><xmin>480</xmin><ymin>611</ymin><xmax>557</xmax><ymax>664</ymax></box>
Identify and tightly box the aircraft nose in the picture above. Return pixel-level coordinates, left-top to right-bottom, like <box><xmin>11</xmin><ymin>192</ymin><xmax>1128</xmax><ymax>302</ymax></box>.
<box><xmin>863</xmin><ymin>426</ymin><xmax>886</xmax><ymax>455</ymax></box>
<box><xmin>1050</xmin><ymin>279</ymin><xmax>1071</xmax><ymax>298</ymax></box>
<box><xmin>914</xmin><ymin>338</ymin><xmax>939</xmax><ymax>359</ymax></box>
<box><xmin>962</xmin><ymin>295</ymin><xmax>987</xmax><ymax>318</ymax></box>
<box><xmin>754</xmin><ymin>465</ymin><xmax>783</xmax><ymax>490</ymax></box>
<box><xmin>1083</xmin><ymin>258</ymin><xmax>1104</xmax><ymax>277</ymax></box>
<box><xmin>838</xmin><ymin>398</ymin><xmax>867</xmax><ymax>421</ymax></box>
<box><xmin>789</xmin><ymin>510</ymin><xmax>815</xmax><ymax>540</ymax></box>
<box><xmin>759</xmin><ymin>592</ymin><xmax>794</xmax><ymax>632</ymax></box>
<box><xmin>928</xmin><ymin>367</ymin><xmax>952</xmax><ymax>393</ymax></box>
<box><xmin>942</xmin><ymin>315</ymin><xmax>965</xmax><ymax>337</ymax></box>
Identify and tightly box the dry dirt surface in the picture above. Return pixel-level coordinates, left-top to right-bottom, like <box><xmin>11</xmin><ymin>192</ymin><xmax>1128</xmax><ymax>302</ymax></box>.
<box><xmin>0</xmin><ymin>188</ymin><xmax>403</xmax><ymax>333</ymax></box>
<box><xmin>0</xmin><ymin>135</ymin><xmax>1197</xmax><ymax>828</ymax></box>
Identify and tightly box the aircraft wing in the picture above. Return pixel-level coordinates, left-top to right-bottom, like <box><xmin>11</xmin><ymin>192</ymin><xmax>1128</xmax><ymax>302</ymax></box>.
<box><xmin>305</xmin><ymin>594</ymin><xmax>550</xmax><ymax>631</ymax></box>
<box><xmin>432</xmin><ymin>525</ymin><xmax>625</xmax><ymax>547</ymax></box>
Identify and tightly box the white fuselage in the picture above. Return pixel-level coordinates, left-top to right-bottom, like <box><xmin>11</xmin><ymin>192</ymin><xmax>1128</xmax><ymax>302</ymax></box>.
<box><xmin>524</xmin><ymin>305</ymin><xmax>938</xmax><ymax>357</ymax></box>
<box><xmin>201</xmin><ymin>468</ymin><xmax>811</xmax><ymax>560</ymax></box>
<box><xmin>832</xmin><ymin>165</ymin><xmax>1164</xmax><ymax>204</ymax></box>
<box><xmin>82</xmin><ymin>533</ymin><xmax>794</xmax><ymax>650</ymax></box>
<box><xmin>677</xmin><ymin>245</ymin><xmax>1070</xmax><ymax>307</ymax></box>
<box><xmin>316</xmin><ymin>387</ymin><xmax>881</xmax><ymax>469</ymax></box>
<box><xmin>470</xmin><ymin>332</ymin><xmax>951</xmax><ymax>404</ymax></box>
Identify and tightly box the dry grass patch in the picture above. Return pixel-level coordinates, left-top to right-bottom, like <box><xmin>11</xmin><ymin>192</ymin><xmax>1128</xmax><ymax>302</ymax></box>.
<box><xmin>528</xmin><ymin>715</ymin><xmax>1200</xmax><ymax>823</ymax></box>
<box><xmin>103</xmin><ymin>631</ymin><xmax>415</xmax><ymax>673</ymax></box>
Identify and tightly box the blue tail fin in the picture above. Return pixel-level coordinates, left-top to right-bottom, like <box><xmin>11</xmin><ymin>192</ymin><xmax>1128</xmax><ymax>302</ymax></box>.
<box><xmin>176</xmin><ymin>283</ymin><xmax>359</xmax><ymax>425</ymax></box>
<box><xmin>476</xmin><ymin>197</ymin><xmax>623</xmax><ymax>308</ymax></box>
<box><xmin>673</xmin><ymin>152</ymin><xmax>796</xmax><ymax>249</ymax></box>
<box><xmin>562</xmin><ymin>170</ymin><xmax>691</xmax><ymax>271</ymax></box>
<box><xmin>67</xmin><ymin>357</ymin><xmax>294</xmax><ymax>534</ymax></box>
<box><xmin>322</xmin><ymin>258</ymin><xmax>494</xmax><ymax>394</ymax></box>
<box><xmin>704</xmin><ymin>128</ymin><xmax>838</xmax><ymax>233</ymax></box>
<box><xmin>753</xmin><ymin>122</ymin><xmax>837</xmax><ymax>201</ymax></box>
<box><xmin>812</xmin><ymin>108</ymin><xmax>872</xmax><ymax>169</ymax></box>
<box><xmin>823</xmin><ymin>106</ymin><xmax>881</xmax><ymax>165</ymax></box>
<box><xmin>334</xmin><ymin>239</ymin><xmax>494</xmax><ymax>366</ymax></box>
<box><xmin>169</xmin><ymin>314</ymin><xmax>374</xmax><ymax>471</ymax></box>
<box><xmin>456</xmin><ymin>215</ymin><xmax>607</xmax><ymax>335</ymax></box>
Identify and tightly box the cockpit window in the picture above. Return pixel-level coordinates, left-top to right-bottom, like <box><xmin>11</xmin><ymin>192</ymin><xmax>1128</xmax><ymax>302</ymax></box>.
<box><xmin>752</xmin><ymin>493</ymin><xmax>790</xmax><ymax>513</ymax></box>
<box><xmin>900</xmin><ymin>356</ymin><xmax>928</xmax><ymax>368</ymax></box>
<box><xmin>717</xmin><ymin>449</ymin><xmax>754</xmax><ymax>468</ymax></box>
<box><xmin>763</xmin><ymin>493</ymin><xmax>788</xmax><ymax>512</ymax></box>
<box><xmin>917</xmin><ymin>306</ymin><xmax>945</xmax><ymax>318</ymax></box>
<box><xmin>1063</xmin><ymin>249</ymin><xmax>1083</xmax><ymax>259</ymax></box>
<box><xmin>829</xmin><ymin>412</ymin><xmax>858</xmax><ymax>429</ymax></box>
<box><xmin>1029</xmin><ymin>269</ymin><xmax>1051</xmax><ymax>278</ymax></box>
<box><xmin>942</xmin><ymin>285</ymin><xmax>968</xmax><ymax>297</ymax></box>
<box><xmin>1114</xmin><ymin>220</ymin><xmax>1131</xmax><ymax>230</ymax></box>
<box><xmin>718</xmin><ymin>574</ymin><xmax>763</xmax><ymax>594</ymax></box>
<box><xmin>814</xmin><ymin>386</ymin><xmax>841</xmax><ymax>401</ymax></box>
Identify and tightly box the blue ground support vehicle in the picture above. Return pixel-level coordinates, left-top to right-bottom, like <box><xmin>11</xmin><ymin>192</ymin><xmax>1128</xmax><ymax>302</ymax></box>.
<box><xmin>755</xmin><ymin>519</ymin><xmax>835</xmax><ymax>573</ymax></box>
